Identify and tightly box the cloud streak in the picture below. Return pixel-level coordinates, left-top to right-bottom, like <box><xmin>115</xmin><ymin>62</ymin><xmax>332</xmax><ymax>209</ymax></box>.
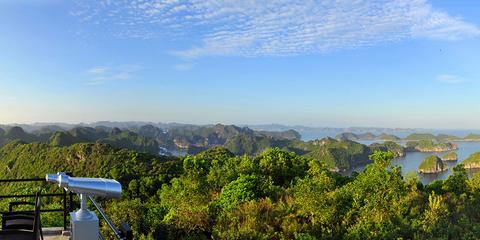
<box><xmin>437</xmin><ymin>74</ymin><xmax>464</xmax><ymax>84</ymax></box>
<box><xmin>173</xmin><ymin>62</ymin><xmax>194</xmax><ymax>71</ymax></box>
<box><xmin>86</xmin><ymin>65</ymin><xmax>140</xmax><ymax>85</ymax></box>
<box><xmin>73</xmin><ymin>0</ymin><xmax>480</xmax><ymax>58</ymax></box>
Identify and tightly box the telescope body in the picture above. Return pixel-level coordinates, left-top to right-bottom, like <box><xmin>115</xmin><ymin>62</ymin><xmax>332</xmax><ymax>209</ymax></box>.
<box><xmin>46</xmin><ymin>173</ymin><xmax>122</xmax><ymax>199</ymax></box>
<box><xmin>45</xmin><ymin>172</ymin><xmax>123</xmax><ymax>240</ymax></box>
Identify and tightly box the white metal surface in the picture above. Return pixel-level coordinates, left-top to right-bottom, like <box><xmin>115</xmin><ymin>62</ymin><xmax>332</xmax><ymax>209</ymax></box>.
<box><xmin>46</xmin><ymin>172</ymin><xmax>122</xmax><ymax>199</ymax></box>
<box><xmin>70</xmin><ymin>211</ymin><xmax>99</xmax><ymax>240</ymax></box>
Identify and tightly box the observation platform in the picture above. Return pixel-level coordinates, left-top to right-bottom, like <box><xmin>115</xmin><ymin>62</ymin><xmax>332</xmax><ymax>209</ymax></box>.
<box><xmin>0</xmin><ymin>175</ymin><xmax>132</xmax><ymax>240</ymax></box>
<box><xmin>43</xmin><ymin>227</ymin><xmax>68</xmax><ymax>240</ymax></box>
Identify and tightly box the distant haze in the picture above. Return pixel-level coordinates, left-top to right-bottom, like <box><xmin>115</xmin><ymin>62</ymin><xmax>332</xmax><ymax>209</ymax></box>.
<box><xmin>2</xmin><ymin>122</ymin><xmax>480</xmax><ymax>141</ymax></box>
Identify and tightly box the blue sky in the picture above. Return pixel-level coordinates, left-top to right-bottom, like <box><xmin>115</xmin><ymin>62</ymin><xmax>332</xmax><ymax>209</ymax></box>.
<box><xmin>0</xmin><ymin>0</ymin><xmax>479</xmax><ymax>129</ymax></box>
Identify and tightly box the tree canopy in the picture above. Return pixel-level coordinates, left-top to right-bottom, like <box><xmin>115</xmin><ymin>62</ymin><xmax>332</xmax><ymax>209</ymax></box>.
<box><xmin>1</xmin><ymin>142</ymin><xmax>480</xmax><ymax>239</ymax></box>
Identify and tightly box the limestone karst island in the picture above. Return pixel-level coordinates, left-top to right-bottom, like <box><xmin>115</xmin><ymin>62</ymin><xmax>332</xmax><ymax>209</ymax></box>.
<box><xmin>1</xmin><ymin>0</ymin><xmax>480</xmax><ymax>239</ymax></box>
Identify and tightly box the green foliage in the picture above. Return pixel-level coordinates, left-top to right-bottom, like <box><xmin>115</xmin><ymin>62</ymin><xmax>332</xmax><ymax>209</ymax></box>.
<box><xmin>0</xmin><ymin>126</ymin><xmax>159</xmax><ymax>154</ymax></box>
<box><xmin>377</xmin><ymin>133</ymin><xmax>401</xmax><ymax>141</ymax></box>
<box><xmin>436</xmin><ymin>134</ymin><xmax>461</xmax><ymax>142</ymax></box>
<box><xmin>217</xmin><ymin>175</ymin><xmax>266</xmax><ymax>210</ymax></box>
<box><xmin>303</xmin><ymin>139</ymin><xmax>371</xmax><ymax>170</ymax></box>
<box><xmin>463</xmin><ymin>152</ymin><xmax>480</xmax><ymax>168</ymax></box>
<box><xmin>164</xmin><ymin>124</ymin><xmax>299</xmax><ymax>155</ymax></box>
<box><xmin>418</xmin><ymin>155</ymin><xmax>447</xmax><ymax>173</ymax></box>
<box><xmin>442</xmin><ymin>151</ymin><xmax>458</xmax><ymax>161</ymax></box>
<box><xmin>369</xmin><ymin>141</ymin><xmax>405</xmax><ymax>158</ymax></box>
<box><xmin>443</xmin><ymin>164</ymin><xmax>468</xmax><ymax>195</ymax></box>
<box><xmin>464</xmin><ymin>134</ymin><xmax>480</xmax><ymax>140</ymax></box>
<box><xmin>49</xmin><ymin>127</ymin><xmax>159</xmax><ymax>154</ymax></box>
<box><xmin>404</xmin><ymin>133</ymin><xmax>438</xmax><ymax>141</ymax></box>
<box><xmin>407</xmin><ymin>140</ymin><xmax>457</xmax><ymax>153</ymax></box>
<box><xmin>224</xmin><ymin>134</ymin><xmax>273</xmax><ymax>155</ymax></box>
<box><xmin>256</xmin><ymin>148</ymin><xmax>309</xmax><ymax>186</ymax></box>
<box><xmin>2</xmin><ymin>140</ymin><xmax>480</xmax><ymax>239</ymax></box>
<box><xmin>0</xmin><ymin>141</ymin><xmax>180</xmax><ymax>239</ymax></box>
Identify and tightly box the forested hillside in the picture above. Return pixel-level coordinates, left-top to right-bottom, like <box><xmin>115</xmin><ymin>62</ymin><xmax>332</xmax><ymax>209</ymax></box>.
<box><xmin>0</xmin><ymin>125</ymin><xmax>381</xmax><ymax>171</ymax></box>
<box><xmin>0</xmin><ymin>126</ymin><xmax>159</xmax><ymax>154</ymax></box>
<box><xmin>2</xmin><ymin>141</ymin><xmax>480</xmax><ymax>239</ymax></box>
<box><xmin>0</xmin><ymin>124</ymin><xmax>302</xmax><ymax>157</ymax></box>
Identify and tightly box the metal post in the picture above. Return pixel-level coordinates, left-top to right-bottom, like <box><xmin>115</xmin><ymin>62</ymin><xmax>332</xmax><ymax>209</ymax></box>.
<box><xmin>69</xmin><ymin>192</ymin><xmax>74</xmax><ymax>214</ymax></box>
<box><xmin>63</xmin><ymin>189</ymin><xmax>67</xmax><ymax>230</ymax></box>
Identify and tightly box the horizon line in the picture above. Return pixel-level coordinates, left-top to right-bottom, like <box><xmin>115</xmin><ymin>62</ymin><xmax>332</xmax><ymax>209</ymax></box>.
<box><xmin>1</xmin><ymin>121</ymin><xmax>480</xmax><ymax>131</ymax></box>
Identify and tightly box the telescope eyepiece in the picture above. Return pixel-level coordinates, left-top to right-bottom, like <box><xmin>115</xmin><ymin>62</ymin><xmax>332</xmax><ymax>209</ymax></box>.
<box><xmin>46</xmin><ymin>174</ymin><xmax>58</xmax><ymax>183</ymax></box>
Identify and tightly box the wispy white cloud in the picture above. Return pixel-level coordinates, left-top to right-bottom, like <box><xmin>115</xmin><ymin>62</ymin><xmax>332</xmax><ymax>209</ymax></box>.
<box><xmin>437</xmin><ymin>74</ymin><xmax>464</xmax><ymax>84</ymax></box>
<box><xmin>87</xmin><ymin>66</ymin><xmax>108</xmax><ymax>74</ymax></box>
<box><xmin>173</xmin><ymin>62</ymin><xmax>194</xmax><ymax>71</ymax></box>
<box><xmin>73</xmin><ymin>0</ymin><xmax>480</xmax><ymax>58</ymax></box>
<box><xmin>86</xmin><ymin>65</ymin><xmax>140</xmax><ymax>85</ymax></box>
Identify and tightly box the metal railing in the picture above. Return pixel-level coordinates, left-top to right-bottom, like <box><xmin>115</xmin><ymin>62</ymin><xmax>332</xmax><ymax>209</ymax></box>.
<box><xmin>0</xmin><ymin>177</ymin><xmax>74</xmax><ymax>230</ymax></box>
<box><xmin>0</xmin><ymin>175</ymin><xmax>133</xmax><ymax>239</ymax></box>
<box><xmin>89</xmin><ymin>196</ymin><xmax>132</xmax><ymax>240</ymax></box>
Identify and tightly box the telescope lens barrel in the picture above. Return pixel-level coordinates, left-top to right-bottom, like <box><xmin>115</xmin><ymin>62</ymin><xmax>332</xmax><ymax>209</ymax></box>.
<box><xmin>46</xmin><ymin>174</ymin><xmax>59</xmax><ymax>183</ymax></box>
<box><xmin>45</xmin><ymin>173</ymin><xmax>122</xmax><ymax>199</ymax></box>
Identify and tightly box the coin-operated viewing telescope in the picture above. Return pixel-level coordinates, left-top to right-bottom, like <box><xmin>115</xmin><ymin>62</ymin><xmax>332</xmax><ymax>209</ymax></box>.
<box><xmin>46</xmin><ymin>172</ymin><xmax>123</xmax><ymax>240</ymax></box>
<box><xmin>46</xmin><ymin>172</ymin><xmax>122</xmax><ymax>199</ymax></box>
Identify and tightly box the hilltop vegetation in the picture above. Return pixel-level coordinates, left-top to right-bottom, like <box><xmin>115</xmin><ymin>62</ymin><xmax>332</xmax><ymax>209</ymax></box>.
<box><xmin>369</xmin><ymin>141</ymin><xmax>405</xmax><ymax>157</ymax></box>
<box><xmin>49</xmin><ymin>127</ymin><xmax>159</xmax><ymax>154</ymax></box>
<box><xmin>406</xmin><ymin>140</ymin><xmax>458</xmax><ymax>152</ymax></box>
<box><xmin>335</xmin><ymin>131</ymin><xmax>480</xmax><ymax>142</ymax></box>
<box><xmin>2</xmin><ymin>143</ymin><xmax>480</xmax><ymax>239</ymax></box>
<box><xmin>464</xmin><ymin>134</ymin><xmax>480</xmax><ymax>141</ymax></box>
<box><xmin>300</xmin><ymin>138</ymin><xmax>371</xmax><ymax>170</ymax></box>
<box><xmin>1</xmin><ymin>124</ymin><xmax>477</xmax><ymax>173</ymax></box>
<box><xmin>462</xmin><ymin>152</ymin><xmax>480</xmax><ymax>169</ymax></box>
<box><xmin>436</xmin><ymin>134</ymin><xmax>462</xmax><ymax>142</ymax></box>
<box><xmin>405</xmin><ymin>133</ymin><xmax>438</xmax><ymax>141</ymax></box>
<box><xmin>0</xmin><ymin>141</ymin><xmax>181</xmax><ymax>231</ymax></box>
<box><xmin>335</xmin><ymin>132</ymin><xmax>399</xmax><ymax>141</ymax></box>
<box><xmin>418</xmin><ymin>155</ymin><xmax>448</xmax><ymax>173</ymax></box>
<box><xmin>377</xmin><ymin>133</ymin><xmax>401</xmax><ymax>141</ymax></box>
<box><xmin>0</xmin><ymin>126</ymin><xmax>159</xmax><ymax>154</ymax></box>
<box><xmin>141</xmin><ymin>124</ymin><xmax>302</xmax><ymax>155</ymax></box>
<box><xmin>442</xmin><ymin>152</ymin><xmax>458</xmax><ymax>161</ymax></box>
<box><xmin>0</xmin><ymin>125</ymin><xmax>387</xmax><ymax>171</ymax></box>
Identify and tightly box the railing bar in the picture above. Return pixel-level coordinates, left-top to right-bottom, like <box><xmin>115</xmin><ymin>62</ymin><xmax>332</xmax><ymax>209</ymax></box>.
<box><xmin>69</xmin><ymin>192</ymin><xmax>74</xmax><ymax>213</ymax></box>
<box><xmin>0</xmin><ymin>178</ymin><xmax>45</xmax><ymax>182</ymax></box>
<box><xmin>0</xmin><ymin>177</ymin><xmax>130</xmax><ymax>238</ymax></box>
<box><xmin>0</xmin><ymin>193</ymin><xmax>65</xmax><ymax>198</ymax></box>
<box><xmin>88</xmin><ymin>196</ymin><xmax>123</xmax><ymax>240</ymax></box>
<box><xmin>63</xmin><ymin>189</ymin><xmax>67</xmax><ymax>230</ymax></box>
<box><xmin>0</xmin><ymin>209</ymin><xmax>66</xmax><ymax>214</ymax></box>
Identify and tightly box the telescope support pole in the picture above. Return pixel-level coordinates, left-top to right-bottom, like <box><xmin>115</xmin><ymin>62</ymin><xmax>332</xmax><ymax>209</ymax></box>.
<box><xmin>80</xmin><ymin>193</ymin><xmax>87</xmax><ymax>211</ymax></box>
<box><xmin>71</xmin><ymin>193</ymin><xmax>99</xmax><ymax>240</ymax></box>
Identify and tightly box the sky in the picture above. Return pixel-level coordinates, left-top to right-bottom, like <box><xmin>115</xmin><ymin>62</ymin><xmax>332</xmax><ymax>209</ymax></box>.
<box><xmin>0</xmin><ymin>0</ymin><xmax>479</xmax><ymax>129</ymax></box>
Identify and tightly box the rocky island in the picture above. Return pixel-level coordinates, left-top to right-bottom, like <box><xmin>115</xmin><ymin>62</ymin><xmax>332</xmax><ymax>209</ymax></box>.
<box><xmin>406</xmin><ymin>140</ymin><xmax>458</xmax><ymax>152</ymax></box>
<box><xmin>462</xmin><ymin>152</ymin><xmax>480</xmax><ymax>169</ymax></box>
<box><xmin>369</xmin><ymin>141</ymin><xmax>405</xmax><ymax>158</ymax></box>
<box><xmin>404</xmin><ymin>133</ymin><xmax>437</xmax><ymax>141</ymax></box>
<box><xmin>418</xmin><ymin>155</ymin><xmax>448</xmax><ymax>173</ymax></box>
<box><xmin>464</xmin><ymin>134</ymin><xmax>480</xmax><ymax>141</ymax></box>
<box><xmin>376</xmin><ymin>133</ymin><xmax>401</xmax><ymax>141</ymax></box>
<box><xmin>442</xmin><ymin>152</ymin><xmax>458</xmax><ymax>161</ymax></box>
